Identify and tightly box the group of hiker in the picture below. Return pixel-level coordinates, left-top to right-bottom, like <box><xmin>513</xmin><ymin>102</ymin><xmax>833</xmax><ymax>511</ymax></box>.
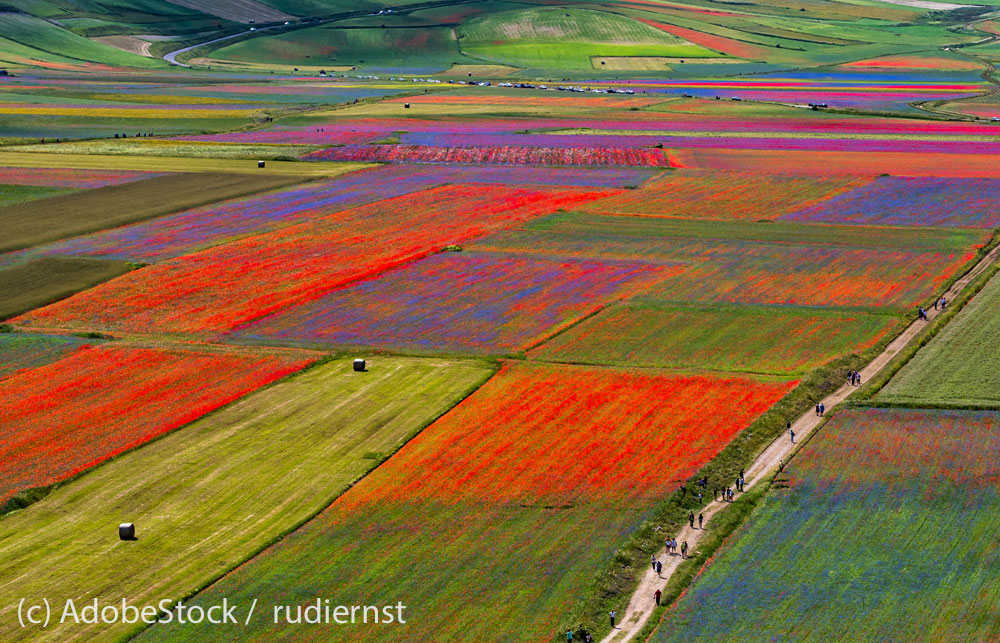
<box><xmin>599</xmin><ymin>289</ymin><xmax>960</xmax><ymax>638</ymax></box>
<box><xmin>920</xmin><ymin>296</ymin><xmax>948</xmax><ymax>320</ymax></box>
<box><xmin>661</xmin><ymin>538</ymin><xmax>688</xmax><ymax>559</ymax></box>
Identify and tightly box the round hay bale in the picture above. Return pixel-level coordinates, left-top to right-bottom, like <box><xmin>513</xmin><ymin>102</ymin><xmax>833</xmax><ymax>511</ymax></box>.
<box><xmin>119</xmin><ymin>523</ymin><xmax>136</xmax><ymax>541</ymax></box>
<box><xmin>353</xmin><ymin>358</ymin><xmax>366</xmax><ymax>372</ymax></box>
<box><xmin>258</xmin><ymin>160</ymin><xmax>266</xmax><ymax>168</ymax></box>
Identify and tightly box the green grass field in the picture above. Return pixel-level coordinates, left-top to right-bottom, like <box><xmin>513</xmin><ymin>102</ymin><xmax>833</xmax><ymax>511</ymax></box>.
<box><xmin>0</xmin><ymin>356</ymin><xmax>493</xmax><ymax>643</ymax></box>
<box><xmin>0</xmin><ymin>184</ymin><xmax>75</xmax><ymax>208</ymax></box>
<box><xmin>0</xmin><ymin>257</ymin><xmax>134</xmax><ymax>320</ymax></box>
<box><xmin>878</xmin><ymin>271</ymin><xmax>1000</xmax><ymax>407</ymax></box>
<box><xmin>528</xmin><ymin>213</ymin><xmax>987</xmax><ymax>253</ymax></box>
<box><xmin>457</xmin><ymin>7</ymin><xmax>721</xmax><ymax>69</ymax></box>
<box><xmin>0</xmin><ymin>172</ymin><xmax>311</xmax><ymax>253</ymax></box>
<box><xmin>530</xmin><ymin>302</ymin><xmax>902</xmax><ymax>375</ymax></box>
<box><xmin>0</xmin><ymin>113</ymin><xmax>261</xmax><ymax>140</ymax></box>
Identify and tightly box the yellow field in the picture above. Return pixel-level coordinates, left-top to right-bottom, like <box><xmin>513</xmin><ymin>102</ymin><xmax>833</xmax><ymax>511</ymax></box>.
<box><xmin>0</xmin><ymin>106</ymin><xmax>263</xmax><ymax>118</ymax></box>
<box><xmin>9</xmin><ymin>139</ymin><xmax>318</xmax><ymax>159</ymax></box>
<box><xmin>0</xmin><ymin>151</ymin><xmax>370</xmax><ymax>175</ymax></box>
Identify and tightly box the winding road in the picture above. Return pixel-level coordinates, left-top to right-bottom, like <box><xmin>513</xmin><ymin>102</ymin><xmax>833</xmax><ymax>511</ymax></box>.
<box><xmin>162</xmin><ymin>25</ymin><xmax>284</xmax><ymax>67</ymax></box>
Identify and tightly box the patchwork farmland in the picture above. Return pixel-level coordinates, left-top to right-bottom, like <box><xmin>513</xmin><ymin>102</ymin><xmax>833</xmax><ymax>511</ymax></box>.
<box><xmin>2</xmin><ymin>2</ymin><xmax>1000</xmax><ymax>642</ymax></box>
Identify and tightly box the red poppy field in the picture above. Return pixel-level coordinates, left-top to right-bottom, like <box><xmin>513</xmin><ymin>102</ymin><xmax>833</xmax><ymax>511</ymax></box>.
<box><xmin>135</xmin><ymin>362</ymin><xmax>797</xmax><ymax>642</ymax></box>
<box><xmin>0</xmin><ymin>343</ymin><xmax>312</xmax><ymax>506</ymax></box>
<box><xmin>15</xmin><ymin>185</ymin><xmax>616</xmax><ymax>335</ymax></box>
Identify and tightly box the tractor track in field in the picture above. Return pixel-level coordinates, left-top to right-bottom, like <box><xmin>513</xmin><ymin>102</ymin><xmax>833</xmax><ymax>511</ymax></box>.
<box><xmin>600</xmin><ymin>240</ymin><xmax>1000</xmax><ymax>643</ymax></box>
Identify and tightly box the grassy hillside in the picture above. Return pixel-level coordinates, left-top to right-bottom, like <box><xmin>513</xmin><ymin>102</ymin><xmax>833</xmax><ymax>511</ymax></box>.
<box><xmin>0</xmin><ymin>12</ymin><xmax>166</xmax><ymax>67</ymax></box>
<box><xmin>210</xmin><ymin>24</ymin><xmax>479</xmax><ymax>68</ymax></box>
<box><xmin>458</xmin><ymin>7</ymin><xmax>722</xmax><ymax>69</ymax></box>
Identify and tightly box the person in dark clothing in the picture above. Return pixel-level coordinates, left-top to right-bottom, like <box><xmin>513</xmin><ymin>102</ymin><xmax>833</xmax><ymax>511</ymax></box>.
<box><xmin>654</xmin><ymin>588</ymin><xmax>662</xmax><ymax>606</ymax></box>
<box><xmin>698</xmin><ymin>513</ymin><xmax>703</xmax><ymax>529</ymax></box>
<box><xmin>688</xmin><ymin>512</ymin><xmax>695</xmax><ymax>528</ymax></box>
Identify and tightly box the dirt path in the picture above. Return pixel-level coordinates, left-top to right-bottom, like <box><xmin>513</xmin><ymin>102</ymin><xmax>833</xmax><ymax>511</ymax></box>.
<box><xmin>601</xmin><ymin>242</ymin><xmax>1000</xmax><ymax>643</ymax></box>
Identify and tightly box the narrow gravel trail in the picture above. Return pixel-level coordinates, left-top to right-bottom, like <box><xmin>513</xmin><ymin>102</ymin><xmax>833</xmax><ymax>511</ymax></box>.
<box><xmin>601</xmin><ymin>241</ymin><xmax>1000</xmax><ymax>643</ymax></box>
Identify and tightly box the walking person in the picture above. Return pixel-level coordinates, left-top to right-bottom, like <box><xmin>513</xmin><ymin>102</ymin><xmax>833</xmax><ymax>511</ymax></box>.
<box><xmin>610</xmin><ymin>610</ymin><xmax>616</xmax><ymax>629</ymax></box>
<box><xmin>681</xmin><ymin>541</ymin><xmax>688</xmax><ymax>559</ymax></box>
<box><xmin>789</xmin><ymin>428</ymin><xmax>795</xmax><ymax>444</ymax></box>
<box><xmin>654</xmin><ymin>588</ymin><xmax>662</xmax><ymax>606</ymax></box>
<box><xmin>651</xmin><ymin>554</ymin><xmax>657</xmax><ymax>570</ymax></box>
<box><xmin>567</xmin><ymin>629</ymin><xmax>574</xmax><ymax>642</ymax></box>
<box><xmin>689</xmin><ymin>512</ymin><xmax>695</xmax><ymax>529</ymax></box>
<box><xmin>714</xmin><ymin>487</ymin><xmax>718</xmax><ymax>501</ymax></box>
<box><xmin>698</xmin><ymin>513</ymin><xmax>703</xmax><ymax>529</ymax></box>
<box><xmin>815</xmin><ymin>403</ymin><xmax>820</xmax><ymax>416</ymax></box>
<box><xmin>819</xmin><ymin>403</ymin><xmax>825</xmax><ymax>417</ymax></box>
<box><xmin>656</xmin><ymin>559</ymin><xmax>662</xmax><ymax>575</ymax></box>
